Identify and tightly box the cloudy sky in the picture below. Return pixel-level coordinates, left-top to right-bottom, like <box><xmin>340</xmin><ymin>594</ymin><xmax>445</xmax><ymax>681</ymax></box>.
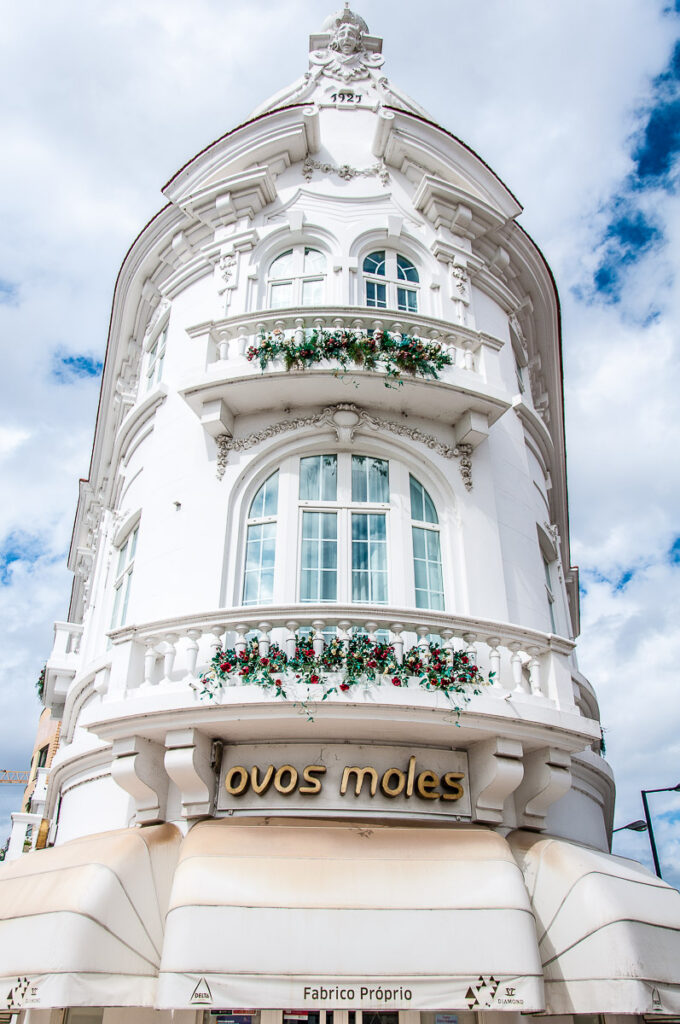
<box><xmin>0</xmin><ymin>0</ymin><xmax>679</xmax><ymax>879</ymax></box>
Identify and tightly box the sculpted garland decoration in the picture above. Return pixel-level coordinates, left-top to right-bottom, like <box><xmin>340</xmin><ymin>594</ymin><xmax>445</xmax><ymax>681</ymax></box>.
<box><xmin>215</xmin><ymin>402</ymin><xmax>474</xmax><ymax>490</ymax></box>
<box><xmin>194</xmin><ymin>634</ymin><xmax>487</xmax><ymax>720</ymax></box>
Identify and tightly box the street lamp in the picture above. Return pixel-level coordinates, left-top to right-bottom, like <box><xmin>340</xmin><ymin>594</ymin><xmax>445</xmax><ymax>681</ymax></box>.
<box><xmin>641</xmin><ymin>784</ymin><xmax>680</xmax><ymax>878</ymax></box>
<box><xmin>612</xmin><ymin>819</ymin><xmax>648</xmax><ymax>833</ymax></box>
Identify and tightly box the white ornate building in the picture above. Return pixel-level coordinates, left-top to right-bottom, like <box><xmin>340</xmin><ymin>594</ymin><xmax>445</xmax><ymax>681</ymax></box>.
<box><xmin>2</xmin><ymin>6</ymin><xmax>680</xmax><ymax>1022</ymax></box>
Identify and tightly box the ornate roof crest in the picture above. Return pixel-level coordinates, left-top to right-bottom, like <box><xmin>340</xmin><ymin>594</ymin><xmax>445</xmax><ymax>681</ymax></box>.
<box><xmin>321</xmin><ymin>3</ymin><xmax>369</xmax><ymax>37</ymax></box>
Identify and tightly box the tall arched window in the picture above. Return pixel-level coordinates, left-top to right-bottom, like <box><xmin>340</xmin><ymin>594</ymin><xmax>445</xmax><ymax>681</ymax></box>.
<box><xmin>242</xmin><ymin>472</ymin><xmax>278</xmax><ymax>605</ymax></box>
<box><xmin>238</xmin><ymin>453</ymin><xmax>450</xmax><ymax>610</ymax></box>
<box><xmin>410</xmin><ymin>475</ymin><xmax>444</xmax><ymax>610</ymax></box>
<box><xmin>267</xmin><ymin>246</ymin><xmax>326</xmax><ymax>309</ymax></box>
<box><xmin>363</xmin><ymin>251</ymin><xmax>419</xmax><ymax>313</ymax></box>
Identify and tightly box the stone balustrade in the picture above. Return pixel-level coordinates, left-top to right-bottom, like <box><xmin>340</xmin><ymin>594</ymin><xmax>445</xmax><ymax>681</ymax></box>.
<box><xmin>196</xmin><ymin>307</ymin><xmax>500</xmax><ymax>377</ymax></box>
<box><xmin>109</xmin><ymin>605</ymin><xmax>579</xmax><ymax>713</ymax></box>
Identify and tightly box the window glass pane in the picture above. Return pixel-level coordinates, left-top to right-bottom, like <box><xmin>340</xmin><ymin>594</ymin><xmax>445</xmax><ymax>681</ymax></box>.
<box><xmin>412</xmin><ymin>525</ymin><xmax>444</xmax><ymax>610</ymax></box>
<box><xmin>269</xmin><ymin>250</ymin><xmax>294</xmax><ymax>279</ymax></box>
<box><xmin>250</xmin><ymin>472</ymin><xmax>278</xmax><ymax>519</ymax></box>
<box><xmin>304</xmin><ymin>247</ymin><xmax>326</xmax><ymax>274</ymax></box>
<box><xmin>270</xmin><ymin>281</ymin><xmax>293</xmax><ymax>309</ymax></box>
<box><xmin>302</xmin><ymin>278</ymin><xmax>324</xmax><ymax>305</ymax></box>
<box><xmin>300</xmin><ymin>455</ymin><xmax>337</xmax><ymax>500</ymax></box>
<box><xmin>397</xmin><ymin>287</ymin><xmax>418</xmax><ymax>313</ymax></box>
<box><xmin>243</xmin><ymin>522</ymin><xmax>277</xmax><ymax>605</ymax></box>
<box><xmin>120</xmin><ymin>571</ymin><xmax>133</xmax><ymax>624</ymax></box>
<box><xmin>352</xmin><ymin>513</ymin><xmax>387</xmax><ymax>604</ymax></box>
<box><xmin>301</xmin><ymin>511</ymin><xmax>337</xmax><ymax>602</ymax></box>
<box><xmin>363</xmin><ymin>251</ymin><xmax>385</xmax><ymax>276</ymax></box>
<box><xmin>353</xmin><ymin>456</ymin><xmax>389</xmax><ymax>502</ymax></box>
<box><xmin>397</xmin><ymin>254</ymin><xmax>419</xmax><ymax>283</ymax></box>
<box><xmin>129</xmin><ymin>526</ymin><xmax>138</xmax><ymax>560</ymax></box>
<box><xmin>410</xmin><ymin>475</ymin><xmax>438</xmax><ymax>524</ymax></box>
<box><xmin>366</xmin><ymin>281</ymin><xmax>387</xmax><ymax>308</ymax></box>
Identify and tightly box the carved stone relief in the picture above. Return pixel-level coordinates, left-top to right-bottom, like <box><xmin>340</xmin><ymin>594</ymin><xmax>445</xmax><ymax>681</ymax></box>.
<box><xmin>302</xmin><ymin>156</ymin><xmax>390</xmax><ymax>185</ymax></box>
<box><xmin>215</xmin><ymin>403</ymin><xmax>475</xmax><ymax>490</ymax></box>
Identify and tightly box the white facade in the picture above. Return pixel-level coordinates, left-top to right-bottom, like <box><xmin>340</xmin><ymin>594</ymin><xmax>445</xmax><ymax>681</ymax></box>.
<box><xmin>2</xmin><ymin>6</ymin><xmax>680</xmax><ymax>1023</ymax></box>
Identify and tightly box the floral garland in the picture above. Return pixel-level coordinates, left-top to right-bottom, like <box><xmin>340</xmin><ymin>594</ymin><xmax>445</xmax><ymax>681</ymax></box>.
<box><xmin>194</xmin><ymin>634</ymin><xmax>487</xmax><ymax>720</ymax></box>
<box><xmin>246</xmin><ymin>327</ymin><xmax>453</xmax><ymax>386</ymax></box>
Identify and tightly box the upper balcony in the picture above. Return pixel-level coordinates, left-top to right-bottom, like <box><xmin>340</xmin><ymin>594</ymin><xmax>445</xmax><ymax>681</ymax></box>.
<box><xmin>181</xmin><ymin>307</ymin><xmax>511</xmax><ymax>440</ymax></box>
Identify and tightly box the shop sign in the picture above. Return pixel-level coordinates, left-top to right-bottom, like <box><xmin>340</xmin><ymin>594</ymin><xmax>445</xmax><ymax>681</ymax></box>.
<box><xmin>217</xmin><ymin>743</ymin><xmax>471</xmax><ymax>818</ymax></box>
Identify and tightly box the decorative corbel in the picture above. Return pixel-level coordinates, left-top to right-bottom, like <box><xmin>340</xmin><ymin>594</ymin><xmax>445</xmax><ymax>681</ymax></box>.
<box><xmin>515</xmin><ymin>747</ymin><xmax>572</xmax><ymax>830</ymax></box>
<box><xmin>164</xmin><ymin>729</ymin><xmax>216</xmax><ymax>819</ymax></box>
<box><xmin>111</xmin><ymin>736</ymin><xmax>168</xmax><ymax>825</ymax></box>
<box><xmin>468</xmin><ymin>737</ymin><xmax>524</xmax><ymax>824</ymax></box>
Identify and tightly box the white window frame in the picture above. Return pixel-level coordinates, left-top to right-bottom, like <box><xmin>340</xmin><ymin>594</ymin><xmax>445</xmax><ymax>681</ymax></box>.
<box><xmin>362</xmin><ymin>250</ymin><xmax>420</xmax><ymax>313</ymax></box>
<box><xmin>237</xmin><ymin>450</ymin><xmax>448</xmax><ymax>612</ymax></box>
<box><xmin>242</xmin><ymin>472</ymin><xmax>279</xmax><ymax>606</ymax></box>
<box><xmin>110</xmin><ymin>523</ymin><xmax>138</xmax><ymax>630</ymax></box>
<box><xmin>144</xmin><ymin>322</ymin><xmax>168</xmax><ymax>392</ymax></box>
<box><xmin>267</xmin><ymin>245</ymin><xmax>327</xmax><ymax>309</ymax></box>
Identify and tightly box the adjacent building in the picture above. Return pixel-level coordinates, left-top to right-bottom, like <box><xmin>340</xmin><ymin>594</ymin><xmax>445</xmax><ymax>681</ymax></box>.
<box><xmin>2</xmin><ymin>6</ymin><xmax>679</xmax><ymax>1022</ymax></box>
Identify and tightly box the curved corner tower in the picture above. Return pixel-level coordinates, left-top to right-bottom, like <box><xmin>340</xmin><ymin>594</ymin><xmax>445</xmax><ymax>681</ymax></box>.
<box><xmin>4</xmin><ymin>7</ymin><xmax>679</xmax><ymax>1022</ymax></box>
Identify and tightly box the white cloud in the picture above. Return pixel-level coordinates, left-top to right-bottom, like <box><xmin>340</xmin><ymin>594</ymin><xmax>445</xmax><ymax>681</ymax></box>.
<box><xmin>1</xmin><ymin>0</ymin><xmax>679</xmax><ymax>887</ymax></box>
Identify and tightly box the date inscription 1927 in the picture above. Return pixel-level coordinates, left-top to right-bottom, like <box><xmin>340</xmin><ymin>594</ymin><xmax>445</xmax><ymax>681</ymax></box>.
<box><xmin>331</xmin><ymin>91</ymin><xmax>363</xmax><ymax>104</ymax></box>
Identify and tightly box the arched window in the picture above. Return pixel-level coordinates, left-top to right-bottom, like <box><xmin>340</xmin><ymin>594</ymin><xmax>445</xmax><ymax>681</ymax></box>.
<box><xmin>242</xmin><ymin>472</ymin><xmax>278</xmax><ymax>605</ymax></box>
<box><xmin>267</xmin><ymin>246</ymin><xmax>326</xmax><ymax>309</ymax></box>
<box><xmin>410</xmin><ymin>475</ymin><xmax>444</xmax><ymax>610</ymax></box>
<box><xmin>362</xmin><ymin>250</ymin><xmax>419</xmax><ymax>313</ymax></box>
<box><xmin>238</xmin><ymin>454</ymin><xmax>448</xmax><ymax>610</ymax></box>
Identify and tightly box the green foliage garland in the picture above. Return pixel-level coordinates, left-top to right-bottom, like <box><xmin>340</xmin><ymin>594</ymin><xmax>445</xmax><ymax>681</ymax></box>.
<box><xmin>195</xmin><ymin>634</ymin><xmax>487</xmax><ymax>720</ymax></box>
<box><xmin>246</xmin><ymin>327</ymin><xmax>453</xmax><ymax>386</ymax></box>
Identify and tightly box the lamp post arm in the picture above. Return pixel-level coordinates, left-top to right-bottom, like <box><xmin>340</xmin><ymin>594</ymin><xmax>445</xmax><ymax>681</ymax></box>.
<box><xmin>641</xmin><ymin>789</ymin><xmax>663</xmax><ymax>878</ymax></box>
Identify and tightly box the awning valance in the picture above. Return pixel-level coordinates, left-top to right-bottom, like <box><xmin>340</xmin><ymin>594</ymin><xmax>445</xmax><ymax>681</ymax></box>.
<box><xmin>157</xmin><ymin>818</ymin><xmax>544</xmax><ymax>1012</ymax></box>
<box><xmin>509</xmin><ymin>830</ymin><xmax>680</xmax><ymax>1016</ymax></box>
<box><xmin>0</xmin><ymin>824</ymin><xmax>181</xmax><ymax>1011</ymax></box>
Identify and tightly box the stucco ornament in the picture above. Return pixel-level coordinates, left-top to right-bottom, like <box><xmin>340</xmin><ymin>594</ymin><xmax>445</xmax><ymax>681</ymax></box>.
<box><xmin>310</xmin><ymin>5</ymin><xmax>384</xmax><ymax>82</ymax></box>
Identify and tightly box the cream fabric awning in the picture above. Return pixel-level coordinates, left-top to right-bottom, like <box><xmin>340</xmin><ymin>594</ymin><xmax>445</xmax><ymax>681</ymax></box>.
<box><xmin>509</xmin><ymin>830</ymin><xmax>680</xmax><ymax>1016</ymax></box>
<box><xmin>158</xmin><ymin>818</ymin><xmax>544</xmax><ymax>1012</ymax></box>
<box><xmin>0</xmin><ymin>824</ymin><xmax>181</xmax><ymax>1011</ymax></box>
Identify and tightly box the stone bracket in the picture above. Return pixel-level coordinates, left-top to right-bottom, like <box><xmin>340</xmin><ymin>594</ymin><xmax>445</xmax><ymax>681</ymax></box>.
<box><xmin>164</xmin><ymin>728</ymin><xmax>216</xmax><ymax>819</ymax></box>
<box><xmin>515</xmin><ymin>747</ymin><xmax>572</xmax><ymax>830</ymax></box>
<box><xmin>111</xmin><ymin>736</ymin><xmax>168</xmax><ymax>825</ymax></box>
<box><xmin>468</xmin><ymin>737</ymin><xmax>524</xmax><ymax>824</ymax></box>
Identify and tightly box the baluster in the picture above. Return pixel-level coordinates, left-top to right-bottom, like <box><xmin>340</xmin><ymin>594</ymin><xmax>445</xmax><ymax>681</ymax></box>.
<box><xmin>185</xmin><ymin>629</ymin><xmax>201</xmax><ymax>679</ymax></box>
<box><xmin>441</xmin><ymin>628</ymin><xmax>455</xmax><ymax>665</ymax></box>
<box><xmin>258</xmin><ymin>622</ymin><xmax>272</xmax><ymax>659</ymax></box>
<box><xmin>486</xmin><ymin>636</ymin><xmax>502</xmax><ymax>689</ymax></box>
<box><xmin>234</xmin><ymin>624</ymin><xmax>248</xmax><ymax>658</ymax></box>
<box><xmin>142</xmin><ymin>636</ymin><xmax>160</xmax><ymax>689</ymax></box>
<box><xmin>285</xmin><ymin>620</ymin><xmax>300</xmax><ymax>660</ymax></box>
<box><xmin>294</xmin><ymin>318</ymin><xmax>305</xmax><ymax>346</ymax></box>
<box><xmin>508</xmin><ymin>642</ymin><xmax>526</xmax><ymax>693</ymax></box>
<box><xmin>527</xmin><ymin>646</ymin><xmax>543</xmax><ymax>696</ymax></box>
<box><xmin>337</xmin><ymin>620</ymin><xmax>351</xmax><ymax>654</ymax></box>
<box><xmin>313</xmin><ymin>316</ymin><xmax>325</xmax><ymax>332</ymax></box>
<box><xmin>365</xmin><ymin>621</ymin><xmax>378</xmax><ymax>644</ymax></box>
<box><xmin>216</xmin><ymin>330</ymin><xmax>229</xmax><ymax>361</ymax></box>
<box><xmin>332</xmin><ymin>317</ymin><xmax>344</xmax><ymax>331</ymax></box>
<box><xmin>162</xmin><ymin>633</ymin><xmax>179</xmax><ymax>683</ymax></box>
<box><xmin>463</xmin><ymin>340</ymin><xmax>474</xmax><ymax>371</ymax></box>
<box><xmin>391</xmin><ymin>321</ymin><xmax>404</xmax><ymax>337</ymax></box>
<box><xmin>312</xmin><ymin>620</ymin><xmax>326</xmax><ymax>658</ymax></box>
<box><xmin>237</xmin><ymin>324</ymin><xmax>249</xmax><ymax>357</ymax></box>
<box><xmin>417</xmin><ymin>626</ymin><xmax>430</xmax><ymax>665</ymax></box>
<box><xmin>462</xmin><ymin>631</ymin><xmax>477</xmax><ymax>664</ymax></box>
<box><xmin>390</xmin><ymin>623</ymin><xmax>404</xmax><ymax>664</ymax></box>
<box><xmin>209</xmin><ymin>627</ymin><xmax>224</xmax><ymax>663</ymax></box>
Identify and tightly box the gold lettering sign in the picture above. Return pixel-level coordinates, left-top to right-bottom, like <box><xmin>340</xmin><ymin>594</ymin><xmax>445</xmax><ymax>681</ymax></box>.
<box><xmin>224</xmin><ymin>754</ymin><xmax>464</xmax><ymax>802</ymax></box>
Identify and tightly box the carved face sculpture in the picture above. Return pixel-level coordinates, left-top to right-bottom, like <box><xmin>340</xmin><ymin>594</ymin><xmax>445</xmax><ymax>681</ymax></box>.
<box><xmin>333</xmin><ymin>23</ymin><xmax>361</xmax><ymax>54</ymax></box>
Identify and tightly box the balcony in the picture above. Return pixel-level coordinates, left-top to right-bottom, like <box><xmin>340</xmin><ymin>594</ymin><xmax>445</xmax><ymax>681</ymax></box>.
<box><xmin>181</xmin><ymin>307</ymin><xmax>511</xmax><ymax>436</ymax></box>
<box><xmin>44</xmin><ymin>621</ymin><xmax>83</xmax><ymax>708</ymax></box>
<box><xmin>76</xmin><ymin>605</ymin><xmax>601</xmax><ymax>756</ymax></box>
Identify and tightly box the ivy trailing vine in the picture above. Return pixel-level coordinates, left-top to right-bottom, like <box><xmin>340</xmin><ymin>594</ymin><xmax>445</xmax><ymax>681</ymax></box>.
<box><xmin>194</xmin><ymin>634</ymin><xmax>488</xmax><ymax>721</ymax></box>
<box><xmin>246</xmin><ymin>327</ymin><xmax>453</xmax><ymax>386</ymax></box>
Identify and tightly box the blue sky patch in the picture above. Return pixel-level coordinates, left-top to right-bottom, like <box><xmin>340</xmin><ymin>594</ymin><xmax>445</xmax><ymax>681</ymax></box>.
<box><xmin>52</xmin><ymin>352</ymin><xmax>103</xmax><ymax>382</ymax></box>
<box><xmin>0</xmin><ymin>278</ymin><xmax>19</xmax><ymax>305</ymax></box>
<box><xmin>669</xmin><ymin>536</ymin><xmax>680</xmax><ymax>564</ymax></box>
<box><xmin>0</xmin><ymin>532</ymin><xmax>46</xmax><ymax>585</ymax></box>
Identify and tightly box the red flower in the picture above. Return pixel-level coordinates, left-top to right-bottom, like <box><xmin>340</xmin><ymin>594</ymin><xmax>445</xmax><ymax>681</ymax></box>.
<box><xmin>367</xmin><ymin>659</ymin><xmax>377</xmax><ymax>668</ymax></box>
<box><xmin>461</xmin><ymin>655</ymin><xmax>469</xmax><ymax>663</ymax></box>
<box><xmin>275</xmin><ymin>678</ymin><xmax>283</xmax><ymax>686</ymax></box>
<box><xmin>392</xmin><ymin>677</ymin><xmax>402</xmax><ymax>687</ymax></box>
<box><xmin>310</xmin><ymin>674</ymin><xmax>320</xmax><ymax>684</ymax></box>
<box><xmin>260</xmin><ymin>657</ymin><xmax>269</xmax><ymax>666</ymax></box>
<box><xmin>340</xmin><ymin>683</ymin><xmax>350</xmax><ymax>692</ymax></box>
